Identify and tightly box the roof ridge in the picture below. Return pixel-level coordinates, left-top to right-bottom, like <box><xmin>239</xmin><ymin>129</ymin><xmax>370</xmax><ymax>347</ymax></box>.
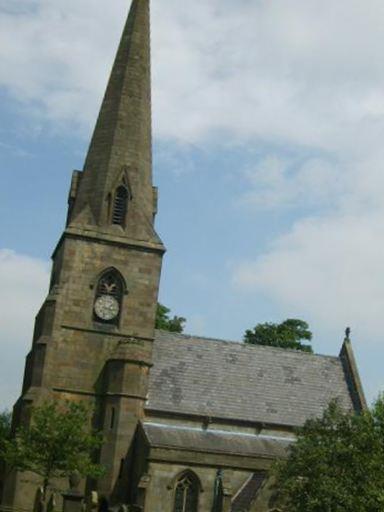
<box><xmin>154</xmin><ymin>329</ymin><xmax>340</xmax><ymax>360</ymax></box>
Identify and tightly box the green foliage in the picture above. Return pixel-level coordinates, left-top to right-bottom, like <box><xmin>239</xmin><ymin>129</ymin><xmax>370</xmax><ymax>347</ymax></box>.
<box><xmin>2</xmin><ymin>401</ymin><xmax>104</xmax><ymax>497</ymax></box>
<box><xmin>244</xmin><ymin>318</ymin><xmax>313</xmax><ymax>353</ymax></box>
<box><xmin>274</xmin><ymin>397</ymin><xmax>384</xmax><ymax>512</ymax></box>
<box><xmin>0</xmin><ymin>410</ymin><xmax>11</xmax><ymax>458</ymax></box>
<box><xmin>156</xmin><ymin>303</ymin><xmax>186</xmax><ymax>333</ymax></box>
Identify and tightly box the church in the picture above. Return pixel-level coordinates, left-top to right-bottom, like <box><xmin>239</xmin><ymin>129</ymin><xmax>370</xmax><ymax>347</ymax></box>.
<box><xmin>1</xmin><ymin>1</ymin><xmax>366</xmax><ymax>511</ymax></box>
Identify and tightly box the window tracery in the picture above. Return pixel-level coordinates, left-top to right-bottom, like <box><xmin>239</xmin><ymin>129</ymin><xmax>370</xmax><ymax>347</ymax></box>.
<box><xmin>97</xmin><ymin>271</ymin><xmax>123</xmax><ymax>299</ymax></box>
<box><xmin>173</xmin><ymin>472</ymin><xmax>199</xmax><ymax>512</ymax></box>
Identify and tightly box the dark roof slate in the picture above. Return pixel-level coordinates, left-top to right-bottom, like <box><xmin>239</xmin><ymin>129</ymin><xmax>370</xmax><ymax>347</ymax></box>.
<box><xmin>141</xmin><ymin>423</ymin><xmax>290</xmax><ymax>459</ymax></box>
<box><xmin>231</xmin><ymin>472</ymin><xmax>267</xmax><ymax>512</ymax></box>
<box><xmin>146</xmin><ymin>331</ymin><xmax>355</xmax><ymax>428</ymax></box>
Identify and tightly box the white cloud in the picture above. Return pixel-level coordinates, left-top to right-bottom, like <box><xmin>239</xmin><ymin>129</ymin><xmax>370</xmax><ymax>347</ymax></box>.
<box><xmin>0</xmin><ymin>0</ymin><xmax>383</xmax><ymax>149</ymax></box>
<box><xmin>0</xmin><ymin>250</ymin><xmax>50</xmax><ymax>409</ymax></box>
<box><xmin>240</xmin><ymin>155</ymin><xmax>342</xmax><ymax>211</ymax></box>
<box><xmin>2</xmin><ymin>0</ymin><xmax>384</xmax><ymax>211</ymax></box>
<box><xmin>233</xmin><ymin>212</ymin><xmax>384</xmax><ymax>334</ymax></box>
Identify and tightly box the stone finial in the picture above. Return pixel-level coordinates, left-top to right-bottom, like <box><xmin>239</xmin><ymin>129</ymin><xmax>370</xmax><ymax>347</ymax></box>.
<box><xmin>345</xmin><ymin>327</ymin><xmax>351</xmax><ymax>340</ymax></box>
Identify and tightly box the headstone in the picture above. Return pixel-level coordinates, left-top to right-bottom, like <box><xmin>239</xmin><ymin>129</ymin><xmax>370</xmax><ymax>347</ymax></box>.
<box><xmin>62</xmin><ymin>472</ymin><xmax>85</xmax><ymax>512</ymax></box>
<box><xmin>33</xmin><ymin>487</ymin><xmax>45</xmax><ymax>512</ymax></box>
<box><xmin>85</xmin><ymin>491</ymin><xmax>98</xmax><ymax>512</ymax></box>
<box><xmin>47</xmin><ymin>492</ymin><xmax>57</xmax><ymax>512</ymax></box>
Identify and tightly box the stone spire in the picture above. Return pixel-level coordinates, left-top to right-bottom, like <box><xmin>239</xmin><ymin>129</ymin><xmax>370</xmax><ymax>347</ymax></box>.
<box><xmin>70</xmin><ymin>0</ymin><xmax>159</xmax><ymax>243</ymax></box>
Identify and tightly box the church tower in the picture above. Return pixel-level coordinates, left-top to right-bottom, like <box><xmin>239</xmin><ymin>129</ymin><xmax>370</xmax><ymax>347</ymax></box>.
<box><xmin>3</xmin><ymin>0</ymin><xmax>164</xmax><ymax>506</ymax></box>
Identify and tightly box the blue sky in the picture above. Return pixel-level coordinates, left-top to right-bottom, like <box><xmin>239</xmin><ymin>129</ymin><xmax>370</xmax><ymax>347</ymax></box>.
<box><xmin>1</xmin><ymin>0</ymin><xmax>384</xmax><ymax>409</ymax></box>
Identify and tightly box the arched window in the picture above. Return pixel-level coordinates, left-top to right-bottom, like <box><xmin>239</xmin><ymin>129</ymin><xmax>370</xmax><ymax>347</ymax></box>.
<box><xmin>93</xmin><ymin>269</ymin><xmax>124</xmax><ymax>325</ymax></box>
<box><xmin>112</xmin><ymin>185</ymin><xmax>128</xmax><ymax>227</ymax></box>
<box><xmin>174</xmin><ymin>472</ymin><xmax>199</xmax><ymax>512</ymax></box>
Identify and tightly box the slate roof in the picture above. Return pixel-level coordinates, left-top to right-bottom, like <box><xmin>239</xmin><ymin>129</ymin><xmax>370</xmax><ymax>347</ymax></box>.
<box><xmin>231</xmin><ymin>472</ymin><xmax>267</xmax><ymax>512</ymax></box>
<box><xmin>141</xmin><ymin>423</ymin><xmax>291</xmax><ymax>459</ymax></box>
<box><xmin>146</xmin><ymin>331</ymin><xmax>356</xmax><ymax>428</ymax></box>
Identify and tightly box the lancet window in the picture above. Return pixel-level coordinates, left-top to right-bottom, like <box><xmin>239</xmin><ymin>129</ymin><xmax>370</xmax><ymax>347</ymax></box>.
<box><xmin>111</xmin><ymin>185</ymin><xmax>129</xmax><ymax>227</ymax></box>
<box><xmin>173</xmin><ymin>472</ymin><xmax>199</xmax><ymax>512</ymax></box>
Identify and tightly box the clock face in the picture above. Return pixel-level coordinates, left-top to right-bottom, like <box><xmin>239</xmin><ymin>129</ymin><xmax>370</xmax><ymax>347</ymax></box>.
<box><xmin>94</xmin><ymin>295</ymin><xmax>120</xmax><ymax>321</ymax></box>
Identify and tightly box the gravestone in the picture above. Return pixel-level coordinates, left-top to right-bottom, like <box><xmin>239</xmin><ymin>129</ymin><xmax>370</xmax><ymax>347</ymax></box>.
<box><xmin>33</xmin><ymin>487</ymin><xmax>45</xmax><ymax>512</ymax></box>
<box><xmin>85</xmin><ymin>491</ymin><xmax>98</xmax><ymax>512</ymax></box>
<box><xmin>62</xmin><ymin>472</ymin><xmax>84</xmax><ymax>512</ymax></box>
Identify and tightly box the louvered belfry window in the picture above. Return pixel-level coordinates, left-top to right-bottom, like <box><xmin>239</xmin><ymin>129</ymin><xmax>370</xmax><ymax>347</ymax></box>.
<box><xmin>112</xmin><ymin>185</ymin><xmax>128</xmax><ymax>226</ymax></box>
<box><xmin>174</xmin><ymin>473</ymin><xmax>199</xmax><ymax>512</ymax></box>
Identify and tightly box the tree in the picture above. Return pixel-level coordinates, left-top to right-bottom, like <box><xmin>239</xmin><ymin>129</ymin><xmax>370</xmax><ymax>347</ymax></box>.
<box><xmin>0</xmin><ymin>410</ymin><xmax>11</xmax><ymax>453</ymax></box>
<box><xmin>244</xmin><ymin>319</ymin><xmax>313</xmax><ymax>353</ymax></box>
<box><xmin>156</xmin><ymin>303</ymin><xmax>186</xmax><ymax>333</ymax></box>
<box><xmin>2</xmin><ymin>401</ymin><xmax>104</xmax><ymax>500</ymax></box>
<box><xmin>274</xmin><ymin>397</ymin><xmax>384</xmax><ymax>512</ymax></box>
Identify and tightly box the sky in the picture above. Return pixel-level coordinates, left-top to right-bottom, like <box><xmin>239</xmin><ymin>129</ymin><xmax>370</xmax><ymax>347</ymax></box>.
<box><xmin>1</xmin><ymin>0</ymin><xmax>384</xmax><ymax>409</ymax></box>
